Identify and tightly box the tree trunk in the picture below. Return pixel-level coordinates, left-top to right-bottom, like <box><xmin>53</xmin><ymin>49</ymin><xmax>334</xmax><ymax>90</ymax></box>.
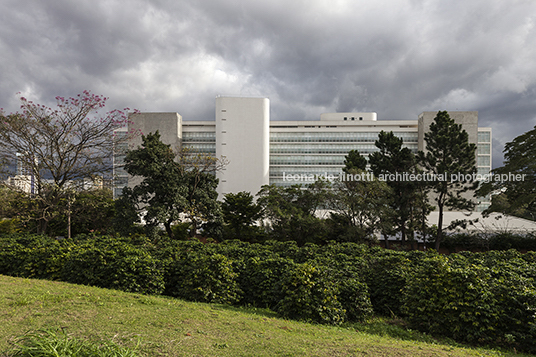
<box><xmin>190</xmin><ymin>220</ymin><xmax>197</xmax><ymax>237</ymax></box>
<box><xmin>384</xmin><ymin>235</ymin><xmax>390</xmax><ymax>249</ymax></box>
<box><xmin>435</xmin><ymin>202</ymin><xmax>444</xmax><ymax>251</ymax></box>
<box><xmin>400</xmin><ymin>222</ymin><xmax>406</xmax><ymax>242</ymax></box>
<box><xmin>67</xmin><ymin>197</ymin><xmax>71</xmax><ymax>239</ymax></box>
<box><xmin>164</xmin><ymin>219</ymin><xmax>174</xmax><ymax>239</ymax></box>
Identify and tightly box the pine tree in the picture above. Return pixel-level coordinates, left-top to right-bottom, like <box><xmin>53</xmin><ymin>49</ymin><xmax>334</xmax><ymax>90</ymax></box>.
<box><xmin>418</xmin><ymin>111</ymin><xmax>477</xmax><ymax>250</ymax></box>
<box><xmin>369</xmin><ymin>131</ymin><xmax>420</xmax><ymax>244</ymax></box>
<box><xmin>343</xmin><ymin>150</ymin><xmax>367</xmax><ymax>173</ymax></box>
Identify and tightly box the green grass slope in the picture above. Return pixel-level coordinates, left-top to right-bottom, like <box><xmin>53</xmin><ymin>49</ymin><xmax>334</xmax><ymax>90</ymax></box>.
<box><xmin>0</xmin><ymin>275</ymin><xmax>526</xmax><ymax>357</ymax></box>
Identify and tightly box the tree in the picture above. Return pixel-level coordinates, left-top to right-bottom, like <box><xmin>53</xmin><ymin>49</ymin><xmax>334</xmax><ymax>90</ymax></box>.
<box><xmin>222</xmin><ymin>191</ymin><xmax>263</xmax><ymax>242</ymax></box>
<box><xmin>0</xmin><ymin>91</ymin><xmax>134</xmax><ymax>234</ymax></box>
<box><xmin>120</xmin><ymin>131</ymin><xmax>180</xmax><ymax>238</ymax></box>
<box><xmin>369</xmin><ymin>131</ymin><xmax>423</xmax><ymax>245</ymax></box>
<box><xmin>256</xmin><ymin>183</ymin><xmax>328</xmax><ymax>245</ymax></box>
<box><xmin>122</xmin><ymin>131</ymin><xmax>223</xmax><ymax>239</ymax></box>
<box><xmin>477</xmin><ymin>125</ymin><xmax>536</xmax><ymax>221</ymax></box>
<box><xmin>327</xmin><ymin>168</ymin><xmax>393</xmax><ymax>244</ymax></box>
<box><xmin>418</xmin><ymin>111</ymin><xmax>477</xmax><ymax>250</ymax></box>
<box><xmin>48</xmin><ymin>188</ymin><xmax>115</xmax><ymax>237</ymax></box>
<box><xmin>0</xmin><ymin>185</ymin><xmax>114</xmax><ymax>236</ymax></box>
<box><xmin>343</xmin><ymin>149</ymin><xmax>367</xmax><ymax>173</ymax></box>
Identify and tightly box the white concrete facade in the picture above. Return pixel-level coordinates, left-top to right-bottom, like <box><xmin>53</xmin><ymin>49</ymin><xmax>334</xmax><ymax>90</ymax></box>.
<box><xmin>116</xmin><ymin>98</ymin><xmax>492</xmax><ymax>210</ymax></box>
<box><xmin>215</xmin><ymin>97</ymin><xmax>270</xmax><ymax>197</ymax></box>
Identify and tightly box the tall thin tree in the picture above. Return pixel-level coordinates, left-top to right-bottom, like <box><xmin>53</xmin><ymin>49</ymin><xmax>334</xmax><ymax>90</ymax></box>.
<box><xmin>418</xmin><ymin>111</ymin><xmax>477</xmax><ymax>250</ymax></box>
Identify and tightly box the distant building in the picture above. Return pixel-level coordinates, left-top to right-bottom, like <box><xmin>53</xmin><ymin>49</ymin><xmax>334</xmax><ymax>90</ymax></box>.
<box><xmin>114</xmin><ymin>97</ymin><xmax>492</xmax><ymax>211</ymax></box>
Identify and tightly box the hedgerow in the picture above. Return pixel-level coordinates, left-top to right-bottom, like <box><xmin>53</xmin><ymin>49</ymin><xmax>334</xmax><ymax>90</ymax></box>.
<box><xmin>1</xmin><ymin>233</ymin><xmax>536</xmax><ymax>351</ymax></box>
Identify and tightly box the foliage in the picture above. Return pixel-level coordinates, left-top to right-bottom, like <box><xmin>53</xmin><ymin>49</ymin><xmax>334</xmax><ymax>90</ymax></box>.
<box><xmin>477</xmin><ymin>125</ymin><xmax>536</xmax><ymax>221</ymax></box>
<box><xmin>0</xmin><ymin>218</ymin><xmax>23</xmax><ymax>234</ymax></box>
<box><xmin>441</xmin><ymin>232</ymin><xmax>536</xmax><ymax>252</ymax></box>
<box><xmin>48</xmin><ymin>188</ymin><xmax>115</xmax><ymax>237</ymax></box>
<box><xmin>402</xmin><ymin>252</ymin><xmax>536</xmax><ymax>352</ymax></box>
<box><xmin>0</xmin><ymin>186</ymin><xmax>115</xmax><ymax>237</ymax></box>
<box><xmin>222</xmin><ymin>191</ymin><xmax>265</xmax><ymax>242</ymax></box>
<box><xmin>343</xmin><ymin>149</ymin><xmax>367</xmax><ymax>173</ymax></box>
<box><xmin>275</xmin><ymin>262</ymin><xmax>346</xmax><ymax>325</ymax></box>
<box><xmin>418</xmin><ymin>111</ymin><xmax>477</xmax><ymax>250</ymax></box>
<box><xmin>257</xmin><ymin>184</ymin><xmax>328</xmax><ymax>245</ymax></box>
<box><xmin>238</xmin><ymin>255</ymin><xmax>295</xmax><ymax>308</ymax></box>
<box><xmin>369</xmin><ymin>131</ymin><xmax>429</xmax><ymax>246</ymax></box>
<box><xmin>327</xmin><ymin>168</ymin><xmax>394</xmax><ymax>243</ymax></box>
<box><xmin>60</xmin><ymin>237</ymin><xmax>165</xmax><ymax>295</ymax></box>
<box><xmin>2</xmin><ymin>233</ymin><xmax>536</xmax><ymax>352</ymax></box>
<box><xmin>111</xmin><ymin>187</ymin><xmax>143</xmax><ymax>236</ymax></box>
<box><xmin>166</xmin><ymin>251</ymin><xmax>241</xmax><ymax>304</ymax></box>
<box><xmin>122</xmin><ymin>132</ymin><xmax>222</xmax><ymax>239</ymax></box>
<box><xmin>0</xmin><ymin>234</ymin><xmax>69</xmax><ymax>280</ymax></box>
<box><xmin>0</xmin><ymin>91</ymin><xmax>135</xmax><ymax>235</ymax></box>
<box><xmin>337</xmin><ymin>277</ymin><xmax>374</xmax><ymax>321</ymax></box>
<box><xmin>364</xmin><ymin>250</ymin><xmax>416</xmax><ymax>316</ymax></box>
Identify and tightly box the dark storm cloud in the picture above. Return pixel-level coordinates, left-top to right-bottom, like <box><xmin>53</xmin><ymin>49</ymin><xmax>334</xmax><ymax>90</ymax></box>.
<box><xmin>1</xmin><ymin>0</ymin><xmax>535</xmax><ymax>167</ymax></box>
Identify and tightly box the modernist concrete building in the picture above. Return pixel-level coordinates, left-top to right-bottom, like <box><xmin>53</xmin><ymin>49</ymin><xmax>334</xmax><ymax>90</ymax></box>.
<box><xmin>114</xmin><ymin>96</ymin><xmax>492</xmax><ymax>210</ymax></box>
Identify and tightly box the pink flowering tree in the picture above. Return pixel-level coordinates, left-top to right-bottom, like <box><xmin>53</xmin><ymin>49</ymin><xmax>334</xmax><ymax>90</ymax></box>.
<box><xmin>0</xmin><ymin>90</ymin><xmax>138</xmax><ymax>234</ymax></box>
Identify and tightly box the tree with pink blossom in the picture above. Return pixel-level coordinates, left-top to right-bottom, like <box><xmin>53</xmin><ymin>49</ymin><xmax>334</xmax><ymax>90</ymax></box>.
<box><xmin>0</xmin><ymin>91</ymin><xmax>138</xmax><ymax>235</ymax></box>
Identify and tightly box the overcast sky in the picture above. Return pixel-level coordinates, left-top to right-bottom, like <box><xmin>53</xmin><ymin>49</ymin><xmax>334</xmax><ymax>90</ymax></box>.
<box><xmin>1</xmin><ymin>0</ymin><xmax>535</xmax><ymax>167</ymax></box>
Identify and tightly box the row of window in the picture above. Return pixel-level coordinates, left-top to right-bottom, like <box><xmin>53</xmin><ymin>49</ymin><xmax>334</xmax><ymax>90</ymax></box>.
<box><xmin>271</xmin><ymin>156</ymin><xmax>347</xmax><ymax>165</ymax></box>
<box><xmin>182</xmin><ymin>132</ymin><xmax>216</xmax><ymax>142</ymax></box>
<box><xmin>183</xmin><ymin>143</ymin><xmax>216</xmax><ymax>153</ymax></box>
<box><xmin>270</xmin><ymin>132</ymin><xmax>419</xmax><ymax>143</ymax></box>
<box><xmin>270</xmin><ymin>143</ymin><xmax>418</xmax><ymax>154</ymax></box>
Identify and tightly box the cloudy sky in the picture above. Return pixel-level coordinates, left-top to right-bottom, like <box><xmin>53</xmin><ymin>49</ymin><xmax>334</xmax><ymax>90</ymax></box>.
<box><xmin>1</xmin><ymin>0</ymin><xmax>535</xmax><ymax>167</ymax></box>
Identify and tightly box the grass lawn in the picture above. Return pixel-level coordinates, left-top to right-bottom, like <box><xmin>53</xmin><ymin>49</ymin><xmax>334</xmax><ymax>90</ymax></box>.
<box><xmin>0</xmin><ymin>274</ymin><xmax>527</xmax><ymax>357</ymax></box>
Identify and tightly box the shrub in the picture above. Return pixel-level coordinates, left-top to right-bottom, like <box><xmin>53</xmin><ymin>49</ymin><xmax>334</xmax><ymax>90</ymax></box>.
<box><xmin>239</xmin><ymin>256</ymin><xmax>295</xmax><ymax>308</ymax></box>
<box><xmin>0</xmin><ymin>234</ymin><xmax>69</xmax><ymax>280</ymax></box>
<box><xmin>61</xmin><ymin>240</ymin><xmax>165</xmax><ymax>295</ymax></box>
<box><xmin>364</xmin><ymin>250</ymin><xmax>414</xmax><ymax>316</ymax></box>
<box><xmin>274</xmin><ymin>262</ymin><xmax>345</xmax><ymax>325</ymax></box>
<box><xmin>402</xmin><ymin>252</ymin><xmax>536</xmax><ymax>352</ymax></box>
<box><xmin>0</xmin><ymin>218</ymin><xmax>22</xmax><ymax>234</ymax></box>
<box><xmin>337</xmin><ymin>277</ymin><xmax>373</xmax><ymax>321</ymax></box>
<box><xmin>166</xmin><ymin>251</ymin><xmax>241</xmax><ymax>304</ymax></box>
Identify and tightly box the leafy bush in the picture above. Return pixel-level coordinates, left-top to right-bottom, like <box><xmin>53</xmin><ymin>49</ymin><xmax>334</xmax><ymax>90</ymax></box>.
<box><xmin>2</xmin><ymin>232</ymin><xmax>536</xmax><ymax>352</ymax></box>
<box><xmin>275</xmin><ymin>262</ymin><xmax>345</xmax><ymax>325</ymax></box>
<box><xmin>61</xmin><ymin>239</ymin><xmax>165</xmax><ymax>295</ymax></box>
<box><xmin>238</xmin><ymin>256</ymin><xmax>295</xmax><ymax>308</ymax></box>
<box><xmin>0</xmin><ymin>218</ymin><xmax>22</xmax><ymax>234</ymax></box>
<box><xmin>442</xmin><ymin>232</ymin><xmax>536</xmax><ymax>252</ymax></box>
<box><xmin>363</xmin><ymin>250</ymin><xmax>416</xmax><ymax>316</ymax></box>
<box><xmin>0</xmin><ymin>234</ymin><xmax>69</xmax><ymax>280</ymax></box>
<box><xmin>166</xmin><ymin>251</ymin><xmax>241</xmax><ymax>304</ymax></box>
<box><xmin>402</xmin><ymin>252</ymin><xmax>536</xmax><ymax>352</ymax></box>
<box><xmin>337</xmin><ymin>277</ymin><xmax>373</xmax><ymax>321</ymax></box>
